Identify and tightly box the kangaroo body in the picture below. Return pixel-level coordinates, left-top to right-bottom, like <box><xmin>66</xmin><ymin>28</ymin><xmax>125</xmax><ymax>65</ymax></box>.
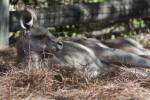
<box><xmin>49</xmin><ymin>37</ymin><xmax>150</xmax><ymax>77</ymax></box>
<box><xmin>17</xmin><ymin>6</ymin><xmax>150</xmax><ymax>77</ymax></box>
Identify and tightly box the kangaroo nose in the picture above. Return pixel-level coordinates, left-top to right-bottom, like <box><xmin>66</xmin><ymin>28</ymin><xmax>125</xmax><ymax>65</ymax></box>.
<box><xmin>57</xmin><ymin>41</ymin><xmax>63</xmax><ymax>50</ymax></box>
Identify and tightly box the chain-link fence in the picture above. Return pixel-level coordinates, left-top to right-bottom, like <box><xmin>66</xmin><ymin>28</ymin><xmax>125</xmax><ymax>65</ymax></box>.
<box><xmin>9</xmin><ymin>0</ymin><xmax>150</xmax><ymax>38</ymax></box>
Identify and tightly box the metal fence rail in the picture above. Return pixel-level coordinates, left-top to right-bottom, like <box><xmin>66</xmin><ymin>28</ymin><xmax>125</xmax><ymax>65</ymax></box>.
<box><xmin>9</xmin><ymin>0</ymin><xmax>150</xmax><ymax>32</ymax></box>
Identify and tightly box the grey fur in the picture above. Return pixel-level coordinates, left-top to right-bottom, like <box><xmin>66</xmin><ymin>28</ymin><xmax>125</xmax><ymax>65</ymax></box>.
<box><xmin>17</xmin><ymin>6</ymin><xmax>150</xmax><ymax>78</ymax></box>
<box><xmin>17</xmin><ymin>7</ymin><xmax>63</xmax><ymax>69</ymax></box>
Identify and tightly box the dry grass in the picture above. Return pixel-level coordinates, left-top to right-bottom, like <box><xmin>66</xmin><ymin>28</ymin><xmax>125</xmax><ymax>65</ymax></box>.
<box><xmin>1</xmin><ymin>46</ymin><xmax>150</xmax><ymax>100</ymax></box>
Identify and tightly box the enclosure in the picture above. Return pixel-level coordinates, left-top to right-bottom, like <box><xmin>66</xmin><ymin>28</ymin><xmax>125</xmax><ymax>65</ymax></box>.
<box><xmin>0</xmin><ymin>0</ymin><xmax>150</xmax><ymax>99</ymax></box>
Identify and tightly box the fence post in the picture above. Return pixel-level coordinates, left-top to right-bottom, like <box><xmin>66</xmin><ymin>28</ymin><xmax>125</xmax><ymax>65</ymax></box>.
<box><xmin>0</xmin><ymin>0</ymin><xmax>9</xmax><ymax>45</ymax></box>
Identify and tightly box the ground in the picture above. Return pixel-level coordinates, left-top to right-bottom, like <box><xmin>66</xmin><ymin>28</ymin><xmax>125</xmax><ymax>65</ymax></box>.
<box><xmin>0</xmin><ymin>44</ymin><xmax>150</xmax><ymax>100</ymax></box>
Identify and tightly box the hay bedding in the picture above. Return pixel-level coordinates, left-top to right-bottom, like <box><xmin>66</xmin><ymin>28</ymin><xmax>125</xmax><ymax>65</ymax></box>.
<box><xmin>0</xmin><ymin>46</ymin><xmax>150</xmax><ymax>100</ymax></box>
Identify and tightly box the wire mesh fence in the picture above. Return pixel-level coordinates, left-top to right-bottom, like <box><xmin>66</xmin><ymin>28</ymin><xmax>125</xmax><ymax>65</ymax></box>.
<box><xmin>9</xmin><ymin>0</ymin><xmax>150</xmax><ymax>38</ymax></box>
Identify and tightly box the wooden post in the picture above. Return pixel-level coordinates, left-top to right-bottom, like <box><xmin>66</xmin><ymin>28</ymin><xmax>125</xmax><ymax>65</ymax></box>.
<box><xmin>0</xmin><ymin>0</ymin><xmax>9</xmax><ymax>45</ymax></box>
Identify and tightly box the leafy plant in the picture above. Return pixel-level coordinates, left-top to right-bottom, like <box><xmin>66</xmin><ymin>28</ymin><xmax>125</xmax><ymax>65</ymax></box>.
<box><xmin>9</xmin><ymin>4</ymin><xmax>15</xmax><ymax>11</ymax></box>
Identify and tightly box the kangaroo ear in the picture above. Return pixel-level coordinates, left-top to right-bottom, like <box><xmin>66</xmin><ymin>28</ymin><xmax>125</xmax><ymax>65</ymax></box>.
<box><xmin>20</xmin><ymin>10</ymin><xmax>33</xmax><ymax>30</ymax></box>
<box><xmin>25</xmin><ymin>6</ymin><xmax>37</xmax><ymax>22</ymax></box>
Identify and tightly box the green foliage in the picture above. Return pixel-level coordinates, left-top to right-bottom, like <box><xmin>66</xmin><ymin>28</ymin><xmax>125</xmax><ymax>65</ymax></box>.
<box><xmin>9</xmin><ymin>4</ymin><xmax>15</xmax><ymax>11</ymax></box>
<box><xmin>106</xmin><ymin>18</ymin><xmax>146</xmax><ymax>39</ymax></box>
<box><xmin>64</xmin><ymin>32</ymin><xmax>68</xmax><ymax>37</ymax></box>
<box><xmin>131</xmin><ymin>18</ymin><xmax>145</xmax><ymax>28</ymax></box>
<box><xmin>47</xmin><ymin>27</ymin><xmax>56</xmax><ymax>33</ymax></box>
<box><xmin>46</xmin><ymin>17</ymin><xmax>146</xmax><ymax>40</ymax></box>
<box><xmin>72</xmin><ymin>32</ymin><xmax>77</xmax><ymax>37</ymax></box>
<box><xmin>122</xmin><ymin>18</ymin><xmax>145</xmax><ymax>38</ymax></box>
<box><xmin>89</xmin><ymin>0</ymin><xmax>109</xmax><ymax>3</ymax></box>
<box><xmin>120</xmin><ymin>32</ymin><xmax>130</xmax><ymax>38</ymax></box>
<box><xmin>111</xmin><ymin>35</ymin><xmax>116</xmax><ymax>40</ymax></box>
<box><xmin>16</xmin><ymin>31</ymin><xmax>20</xmax><ymax>35</ymax></box>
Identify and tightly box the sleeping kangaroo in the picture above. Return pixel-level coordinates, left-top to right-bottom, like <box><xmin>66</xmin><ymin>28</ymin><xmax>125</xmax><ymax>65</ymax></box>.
<box><xmin>17</xmin><ymin>6</ymin><xmax>150</xmax><ymax>77</ymax></box>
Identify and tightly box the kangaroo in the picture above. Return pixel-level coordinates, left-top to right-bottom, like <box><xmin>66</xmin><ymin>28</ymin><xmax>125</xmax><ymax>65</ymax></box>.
<box><xmin>17</xmin><ymin>6</ymin><xmax>63</xmax><ymax>69</ymax></box>
<box><xmin>102</xmin><ymin>37</ymin><xmax>150</xmax><ymax>56</ymax></box>
<box><xmin>17</xmin><ymin>6</ymin><xmax>150</xmax><ymax>78</ymax></box>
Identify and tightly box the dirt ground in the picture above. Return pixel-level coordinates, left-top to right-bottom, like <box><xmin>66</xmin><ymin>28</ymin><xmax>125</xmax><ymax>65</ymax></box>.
<box><xmin>1</xmin><ymin>45</ymin><xmax>150</xmax><ymax>100</ymax></box>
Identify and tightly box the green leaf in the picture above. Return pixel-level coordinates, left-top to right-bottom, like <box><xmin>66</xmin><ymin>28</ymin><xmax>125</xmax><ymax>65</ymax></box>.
<box><xmin>72</xmin><ymin>32</ymin><xmax>77</xmax><ymax>37</ymax></box>
<box><xmin>111</xmin><ymin>35</ymin><xmax>116</xmax><ymax>40</ymax></box>
<box><xmin>64</xmin><ymin>32</ymin><xmax>68</xmax><ymax>37</ymax></box>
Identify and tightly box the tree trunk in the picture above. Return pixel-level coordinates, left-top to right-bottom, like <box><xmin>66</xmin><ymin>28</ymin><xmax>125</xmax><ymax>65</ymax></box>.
<box><xmin>0</xmin><ymin>0</ymin><xmax>9</xmax><ymax>45</ymax></box>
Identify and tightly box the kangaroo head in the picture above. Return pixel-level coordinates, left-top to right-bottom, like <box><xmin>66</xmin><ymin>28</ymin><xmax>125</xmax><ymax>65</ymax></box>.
<box><xmin>19</xmin><ymin>6</ymin><xmax>63</xmax><ymax>53</ymax></box>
